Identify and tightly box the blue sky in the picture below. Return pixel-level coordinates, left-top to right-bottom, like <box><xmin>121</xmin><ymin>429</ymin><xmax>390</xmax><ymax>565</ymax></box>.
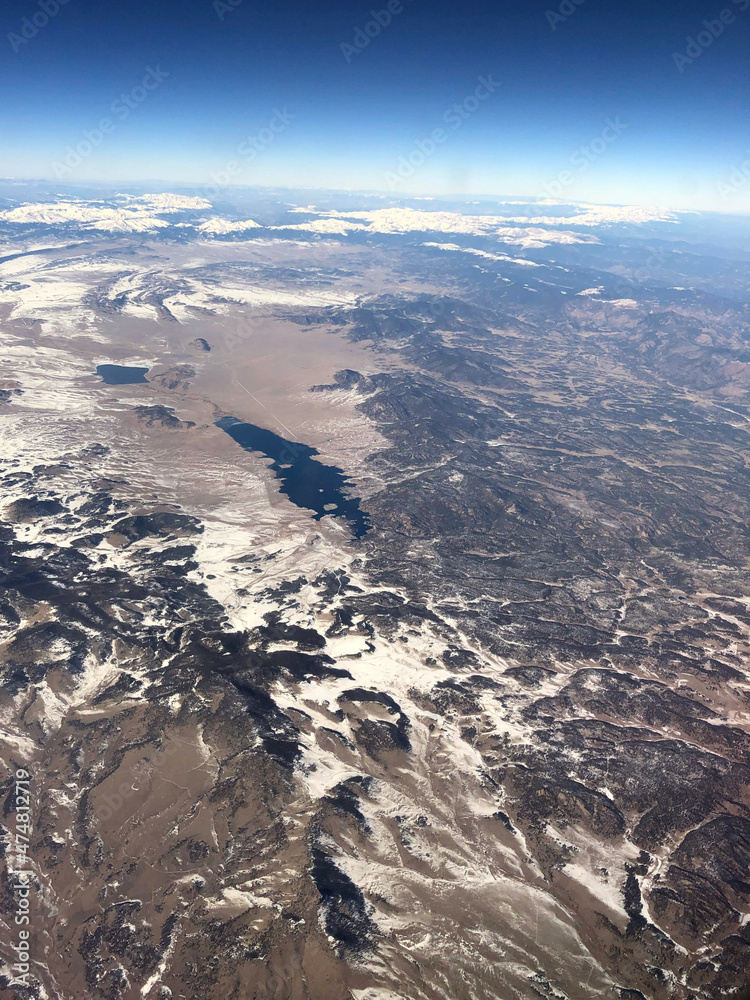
<box><xmin>2</xmin><ymin>0</ymin><xmax>749</xmax><ymax>211</ymax></box>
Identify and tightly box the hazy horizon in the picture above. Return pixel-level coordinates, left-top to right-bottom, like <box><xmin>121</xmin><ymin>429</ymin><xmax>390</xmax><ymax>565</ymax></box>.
<box><xmin>3</xmin><ymin>0</ymin><xmax>749</xmax><ymax>214</ymax></box>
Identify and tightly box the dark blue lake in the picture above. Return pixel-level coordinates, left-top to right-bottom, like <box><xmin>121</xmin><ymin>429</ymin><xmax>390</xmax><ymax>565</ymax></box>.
<box><xmin>97</xmin><ymin>364</ymin><xmax>150</xmax><ymax>385</ymax></box>
<box><xmin>216</xmin><ymin>417</ymin><xmax>370</xmax><ymax>539</ymax></box>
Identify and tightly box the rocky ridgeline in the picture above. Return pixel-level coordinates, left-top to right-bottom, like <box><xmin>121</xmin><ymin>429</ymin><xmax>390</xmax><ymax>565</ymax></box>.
<box><xmin>0</xmin><ymin>232</ymin><xmax>749</xmax><ymax>999</ymax></box>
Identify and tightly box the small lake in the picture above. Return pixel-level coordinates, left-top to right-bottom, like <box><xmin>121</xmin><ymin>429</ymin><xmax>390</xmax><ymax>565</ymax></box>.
<box><xmin>96</xmin><ymin>364</ymin><xmax>150</xmax><ymax>385</ymax></box>
<box><xmin>216</xmin><ymin>417</ymin><xmax>370</xmax><ymax>539</ymax></box>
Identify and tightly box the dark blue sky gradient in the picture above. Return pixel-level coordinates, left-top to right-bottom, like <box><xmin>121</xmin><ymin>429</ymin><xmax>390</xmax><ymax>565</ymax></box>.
<box><xmin>1</xmin><ymin>0</ymin><xmax>748</xmax><ymax>209</ymax></box>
